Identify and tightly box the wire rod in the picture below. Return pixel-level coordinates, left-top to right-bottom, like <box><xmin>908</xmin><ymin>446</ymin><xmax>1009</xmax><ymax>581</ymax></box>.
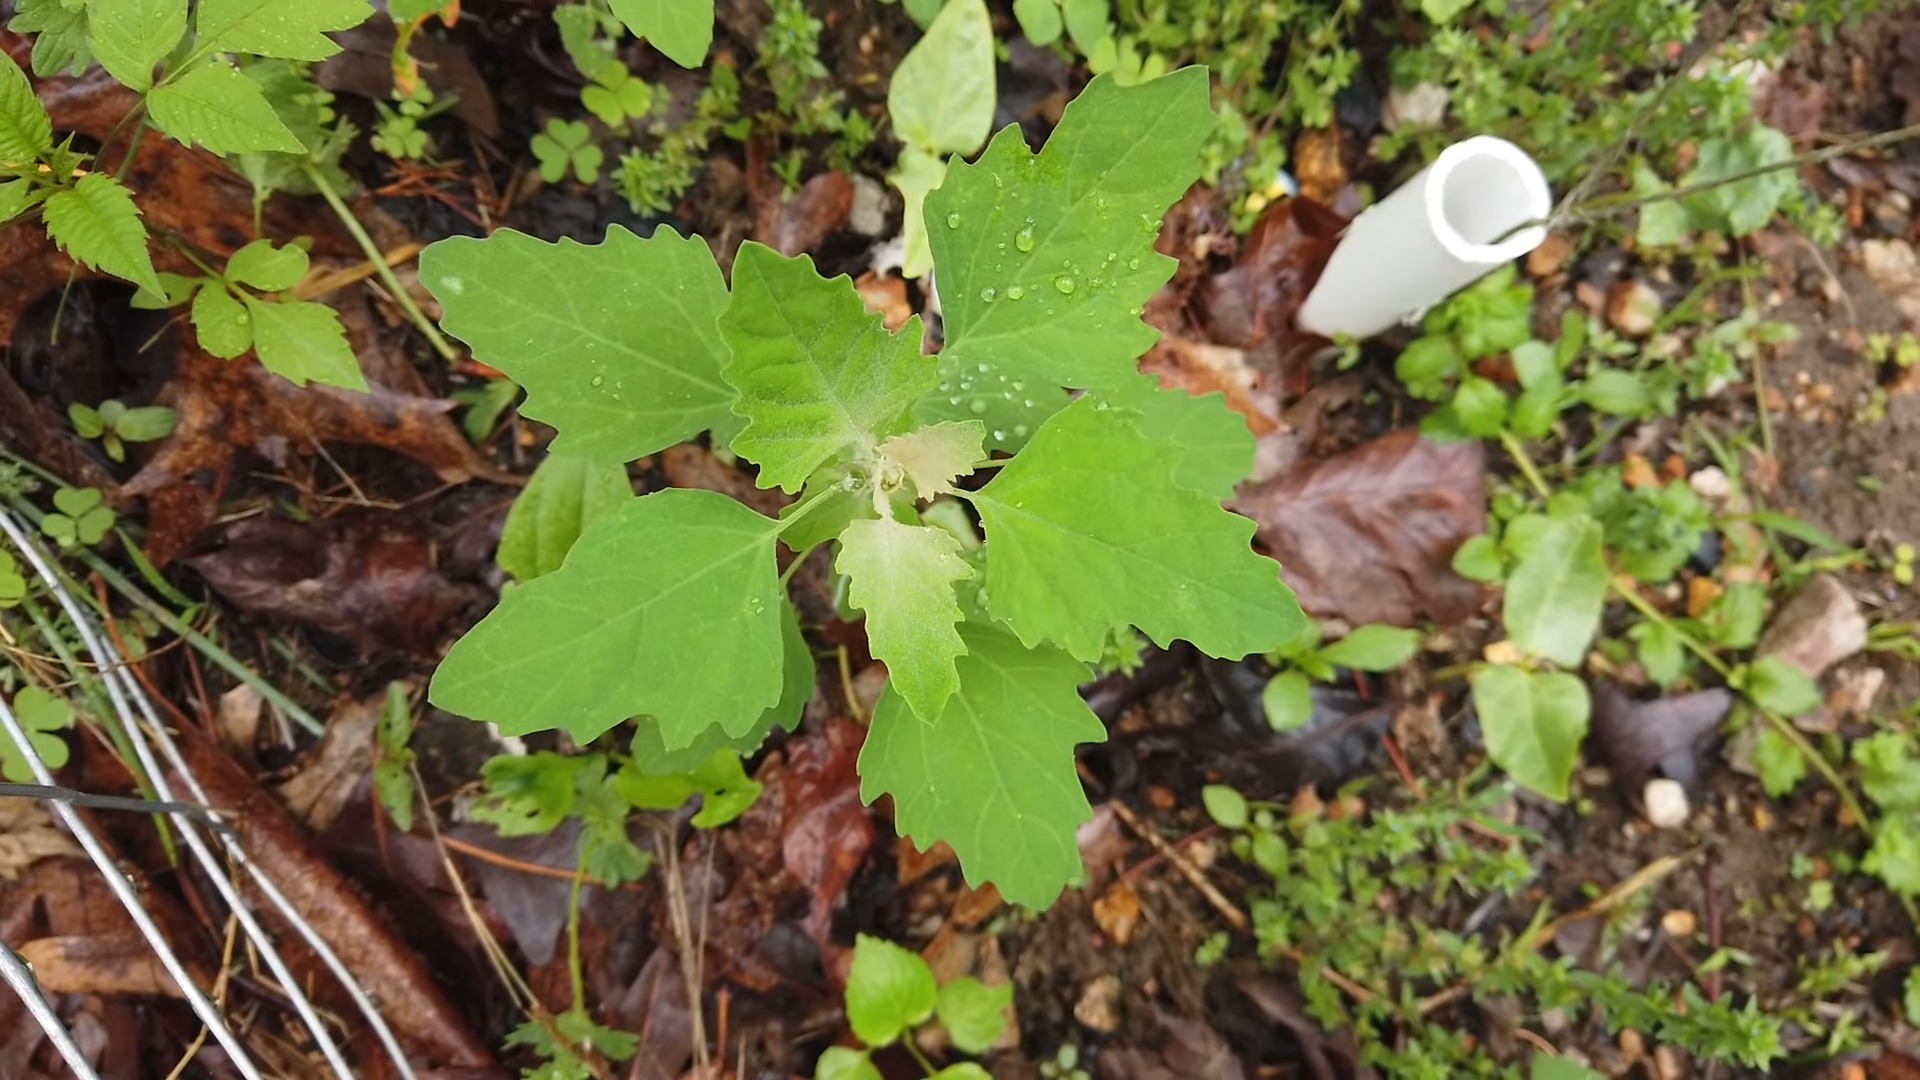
<box><xmin>0</xmin><ymin>937</ymin><xmax>103</xmax><ymax>1080</ymax></box>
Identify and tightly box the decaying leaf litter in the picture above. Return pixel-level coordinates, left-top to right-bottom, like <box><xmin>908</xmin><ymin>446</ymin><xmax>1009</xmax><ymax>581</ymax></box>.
<box><xmin>3</xmin><ymin>1</ymin><xmax>1920</xmax><ymax>1078</ymax></box>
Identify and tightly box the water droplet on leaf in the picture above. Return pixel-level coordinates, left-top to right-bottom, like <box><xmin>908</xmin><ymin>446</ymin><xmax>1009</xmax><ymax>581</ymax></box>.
<box><xmin>1014</xmin><ymin>226</ymin><xmax>1035</xmax><ymax>252</ymax></box>
<box><xmin>1006</xmin><ymin>285</ymin><xmax>1025</xmax><ymax>300</ymax></box>
<box><xmin>946</xmin><ymin>212</ymin><xmax>961</xmax><ymax>228</ymax></box>
<box><xmin>1054</xmin><ymin>276</ymin><xmax>1076</xmax><ymax>294</ymax></box>
<box><xmin>979</xmin><ymin>287</ymin><xmax>996</xmax><ymax>303</ymax></box>
<box><xmin>969</xmin><ymin>400</ymin><xmax>988</xmax><ymax>415</ymax></box>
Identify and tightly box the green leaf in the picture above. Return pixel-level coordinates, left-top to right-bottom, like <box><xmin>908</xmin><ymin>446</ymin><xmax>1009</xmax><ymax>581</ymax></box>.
<box><xmin>42</xmin><ymin>173</ymin><xmax>162</xmax><ymax>295</ymax></box>
<box><xmin>686</xmin><ymin>748</ymin><xmax>763</xmax><ymax>828</ymax></box>
<box><xmin>149</xmin><ymin>61</ymin><xmax>305</xmax><ymax>155</ymax></box>
<box><xmin>1011</xmin><ymin>0</ymin><xmax>1061</xmax><ymax>45</ymax></box>
<box><xmin>225</xmin><ymin>238</ymin><xmax>308</xmax><ymax>292</ymax></box>
<box><xmin>9</xmin><ymin>0</ymin><xmax>95</xmax><ymax>79</ymax></box>
<box><xmin>1855</xmin><ymin>732</ymin><xmax>1920</xmax><ymax>812</ymax></box>
<box><xmin>845</xmin><ymin>934</ymin><xmax>937</xmax><ymax>1048</ymax></box>
<box><xmin>1395</xmin><ymin>335</ymin><xmax>1459</xmax><ymax>398</ymax></box>
<box><xmin>374</xmin><ymin>682</ymin><xmax>417</xmax><ymax>831</ymax></box>
<box><xmin>1533</xmin><ymin>1057</ymin><xmax>1606</xmax><ymax>1080</ymax></box>
<box><xmin>430</xmin><ymin>489</ymin><xmax>786</xmax><ymax>747</ymax></box>
<box><xmin>1060</xmin><ymin>0</ymin><xmax>1107</xmax><ymax>51</ymax></box>
<box><xmin>968</xmin><ymin>397</ymin><xmax>1304</xmax><ymax>663</ymax></box>
<box><xmin>1629</xmin><ymin>619</ymin><xmax>1685</xmax><ymax>689</ymax></box>
<box><xmin>607</xmin><ymin>0</ymin><xmax>712</xmax><ymax>67</ymax></box>
<box><xmin>191</xmin><ymin>283</ymin><xmax>252</xmax><ymax>358</ymax></box>
<box><xmin>1100</xmin><ymin>374</ymin><xmax>1253</xmax><ymax>500</ymax></box>
<box><xmin>860</xmin><ymin>625</ymin><xmax>1105</xmax><ymax>907</ymax></box>
<box><xmin>931</xmin><ymin>1066</ymin><xmax>992</xmax><ymax>1080</ymax></box>
<box><xmin>0</xmin><ymin>49</ymin><xmax>53</xmax><ymax>160</ymax></box>
<box><xmin>1260</xmin><ymin>671</ymin><xmax>1312</xmax><ymax>733</ymax></box>
<box><xmin>719</xmin><ymin>243</ymin><xmax>933</xmax><ymax>491</ymax></box>
<box><xmin>0</xmin><ymin>179</ymin><xmax>44</xmax><ymax>225</ymax></box>
<box><xmin>889</xmin><ymin>0</ymin><xmax>993</xmax><ymax>156</ymax></box>
<box><xmin>68</xmin><ymin>403</ymin><xmax>105</xmax><ymax>438</ymax></box>
<box><xmin>2</xmin><ymin>686</ymin><xmax>73</xmax><ymax>783</ymax></box>
<box><xmin>1865</xmin><ymin>817</ymin><xmax>1920</xmax><ymax>897</ymax></box>
<box><xmin>1317</xmin><ymin>625</ymin><xmax>1420</xmax><ymax>672</ymax></box>
<box><xmin>879</xmin><ymin>421</ymin><xmax>985</xmax><ymax>500</ymax></box>
<box><xmin>1753</xmin><ymin>725</ymin><xmax>1805</xmax><ymax>798</ymax></box>
<box><xmin>1578</xmin><ymin>369</ymin><xmax>1652</xmax><ymax>417</ymax></box>
<box><xmin>1632</xmin><ymin>161</ymin><xmax>1690</xmax><ymax>248</ymax></box>
<box><xmin>836</xmin><ymin>516</ymin><xmax>972</xmax><ymax>720</ymax></box>
<box><xmin>1682</xmin><ymin>126</ymin><xmax>1795</xmax><ymax>238</ymax></box>
<box><xmin>1471</xmin><ymin>665</ymin><xmax>1588</xmax><ymax>801</ymax></box>
<box><xmin>935</xmin><ymin>977</ymin><xmax>1011</xmax><ymax>1054</ymax></box>
<box><xmin>1201</xmin><ymin>783</ymin><xmax>1248</xmax><ymax>828</ymax></box>
<box><xmin>0</xmin><ymin>550</ymin><xmax>27</xmax><ymax>608</ymax></box>
<box><xmin>421</xmin><ymin>226</ymin><xmax>735</xmax><ymax>464</ymax></box>
<box><xmin>1734</xmin><ymin>655</ymin><xmax>1822</xmax><ymax>716</ymax></box>
<box><xmin>83</xmin><ymin>0</ymin><xmax>183</xmax><ymax>93</ymax></box>
<box><xmin>913</xmin><ymin>348</ymin><xmax>1067</xmax><ymax>456</ymax></box>
<box><xmin>1501</xmin><ymin>513</ymin><xmax>1606</xmax><ymax>668</ymax></box>
<box><xmin>243</xmin><ymin>296</ymin><xmax>367</xmax><ymax>390</ymax></box>
<box><xmin>1419</xmin><ymin>0</ymin><xmax>1475</xmax><ymax>22</ymax></box>
<box><xmin>1450</xmin><ymin>534</ymin><xmax>1503</xmax><ymax>583</ymax></box>
<box><xmin>114</xmin><ymin>406</ymin><xmax>175</xmax><ymax>442</ymax></box>
<box><xmin>131</xmin><ymin>271</ymin><xmax>204</xmax><ymax>309</ymax></box>
<box><xmin>497</xmin><ymin>454</ymin><xmax>634</xmax><ymax>582</ymax></box>
<box><xmin>627</xmin><ymin>599</ymin><xmax>812</xmax><ymax>774</ymax></box>
<box><xmin>814</xmin><ymin>1046</ymin><xmax>882</xmax><ymax>1080</ymax></box>
<box><xmin>928</xmin><ymin>69</ymin><xmax>1215</xmax><ymax>391</ymax></box>
<box><xmin>1452</xmin><ymin>374</ymin><xmax>1508</xmax><ymax>438</ymax></box>
<box><xmin>194</xmin><ymin>0</ymin><xmax>371</xmax><ymax>61</ymax></box>
<box><xmin>889</xmin><ymin>144</ymin><xmax>947</xmax><ymax>280</ymax></box>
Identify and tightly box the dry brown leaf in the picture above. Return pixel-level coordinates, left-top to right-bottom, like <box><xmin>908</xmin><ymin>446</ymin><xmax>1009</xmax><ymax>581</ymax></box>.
<box><xmin>1234</xmin><ymin>429</ymin><xmax>1488</xmax><ymax>627</ymax></box>
<box><xmin>16</xmin><ymin>935</ymin><xmax>182</xmax><ymax>997</ymax></box>
<box><xmin>0</xmin><ymin>798</ymin><xmax>79</xmax><ymax>879</ymax></box>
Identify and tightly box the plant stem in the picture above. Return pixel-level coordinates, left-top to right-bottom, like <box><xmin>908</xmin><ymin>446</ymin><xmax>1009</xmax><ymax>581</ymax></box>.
<box><xmin>567</xmin><ymin>860</ymin><xmax>586</xmax><ymax>1011</ymax></box>
<box><xmin>302</xmin><ymin>164</ymin><xmax>459</xmax><ymax>363</ymax></box>
<box><xmin>901</xmin><ymin>1036</ymin><xmax>939</xmax><ymax>1077</ymax></box>
<box><xmin>1498</xmin><ymin>431</ymin><xmax>1552</xmax><ymax>500</ymax></box>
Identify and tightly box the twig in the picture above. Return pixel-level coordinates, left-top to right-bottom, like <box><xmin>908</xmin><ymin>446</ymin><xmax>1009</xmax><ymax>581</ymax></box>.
<box><xmin>1107</xmin><ymin>799</ymin><xmax>1247</xmax><ymax>933</ymax></box>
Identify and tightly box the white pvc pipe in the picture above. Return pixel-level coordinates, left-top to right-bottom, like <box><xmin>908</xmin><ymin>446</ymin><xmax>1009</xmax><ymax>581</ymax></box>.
<box><xmin>1295</xmin><ymin>135</ymin><xmax>1552</xmax><ymax>340</ymax></box>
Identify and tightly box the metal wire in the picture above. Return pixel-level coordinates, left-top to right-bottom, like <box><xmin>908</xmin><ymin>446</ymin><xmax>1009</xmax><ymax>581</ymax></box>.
<box><xmin>0</xmin><ymin>506</ymin><xmax>421</xmax><ymax>1080</ymax></box>
<box><xmin>0</xmin><ymin>849</ymin><xmax>104</xmax><ymax>1080</ymax></box>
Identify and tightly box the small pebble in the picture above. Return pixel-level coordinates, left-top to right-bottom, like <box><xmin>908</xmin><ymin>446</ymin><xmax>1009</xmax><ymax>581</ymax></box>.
<box><xmin>1660</xmin><ymin>909</ymin><xmax>1698</xmax><ymax>937</ymax></box>
<box><xmin>1644</xmin><ymin>778</ymin><xmax>1690</xmax><ymax>828</ymax></box>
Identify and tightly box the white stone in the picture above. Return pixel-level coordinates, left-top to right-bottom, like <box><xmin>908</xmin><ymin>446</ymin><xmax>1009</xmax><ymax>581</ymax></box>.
<box><xmin>1644</xmin><ymin>778</ymin><xmax>1690</xmax><ymax>828</ymax></box>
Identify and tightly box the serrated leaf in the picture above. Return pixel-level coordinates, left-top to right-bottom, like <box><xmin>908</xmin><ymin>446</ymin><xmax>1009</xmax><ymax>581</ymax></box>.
<box><xmin>194</xmin><ymin>0</ymin><xmax>371</xmax><ymax>61</ymax></box>
<box><xmin>845</xmin><ymin>934</ymin><xmax>937</xmax><ymax>1047</ymax></box>
<box><xmin>890</xmin><ymin>0</ymin><xmax>993</xmax><ymax>156</ymax></box>
<box><xmin>836</xmin><ymin>516</ymin><xmax>972</xmax><ymax>719</ymax></box>
<box><xmin>1501</xmin><ymin>513</ymin><xmax>1606</xmax><ymax>668</ymax></box>
<box><xmin>1753</xmin><ymin>725</ymin><xmax>1805</xmax><ymax>798</ymax></box>
<box><xmin>860</xmin><ymin>625</ymin><xmax>1104</xmax><ymax>907</ymax></box>
<box><xmin>929</xmin><ymin>69</ymin><xmax>1215</xmax><ymax>391</ymax></box>
<box><xmin>131</xmin><ymin>271</ymin><xmax>203</xmax><ymax>309</ymax></box>
<box><xmin>224</xmin><ymin>238</ymin><xmax>308</xmax><ymax>292</ymax></box>
<box><xmin>83</xmin><ymin>0</ymin><xmax>183</xmax><ymax>93</ymax></box>
<box><xmin>935</xmin><ymin>977</ymin><xmax>1011</xmax><ymax>1054</ymax></box>
<box><xmin>243</xmin><ymin>297</ymin><xmax>367</xmax><ymax>390</ymax></box>
<box><xmin>880</xmin><ymin>421</ymin><xmax>984</xmax><ymax>500</ymax></box>
<box><xmin>607</xmin><ymin>0</ymin><xmax>712</xmax><ymax>67</ymax></box>
<box><xmin>431</xmin><ymin>489</ymin><xmax>786</xmax><ymax>747</ymax></box>
<box><xmin>1683</xmin><ymin>125</ymin><xmax>1795</xmax><ymax>238</ymax></box>
<box><xmin>0</xmin><ymin>49</ymin><xmax>53</xmax><ymax>160</ymax></box>
<box><xmin>0</xmin><ymin>179</ymin><xmax>45</xmax><ymax>224</ymax></box>
<box><xmin>149</xmin><ymin>60</ymin><xmax>304</xmax><ymax>155</ymax></box>
<box><xmin>968</xmin><ymin>397</ymin><xmax>1304</xmax><ymax>663</ymax></box>
<box><xmin>42</xmin><ymin>173</ymin><xmax>162</xmax><ymax>294</ymax></box>
<box><xmin>191</xmin><ymin>284</ymin><xmax>252</xmax><ymax>357</ymax></box>
<box><xmin>497</xmin><ymin>453</ymin><xmax>634</xmax><ymax>582</ymax></box>
<box><xmin>720</xmin><ymin>243</ymin><xmax>934</xmax><ymax>492</ymax></box>
<box><xmin>421</xmin><ymin>226</ymin><xmax>735</xmax><ymax>464</ymax></box>
<box><xmin>9</xmin><ymin>0</ymin><xmax>95</xmax><ymax>79</ymax></box>
<box><xmin>1101</xmin><ymin>373</ymin><xmax>1253</xmax><ymax>500</ymax></box>
<box><xmin>1470</xmin><ymin>665</ymin><xmax>1588</xmax><ymax>801</ymax></box>
<box><xmin>914</xmin><ymin>351</ymin><xmax>1066</xmax><ymax>455</ymax></box>
<box><xmin>628</xmin><ymin>600</ymin><xmax>811</xmax><ymax>774</ymax></box>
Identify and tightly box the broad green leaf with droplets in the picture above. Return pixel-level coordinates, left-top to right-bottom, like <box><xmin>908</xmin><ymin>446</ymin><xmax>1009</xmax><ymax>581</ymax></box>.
<box><xmin>192</xmin><ymin>285</ymin><xmax>251</xmax><ymax>357</ymax></box>
<box><xmin>859</xmin><ymin>625</ymin><xmax>1104</xmax><ymax>908</ymax></box>
<box><xmin>42</xmin><ymin>173</ymin><xmax>162</xmax><ymax>294</ymax></box>
<box><xmin>496</xmin><ymin>453</ymin><xmax>633</xmax><ymax>582</ymax></box>
<box><xmin>913</xmin><ymin>353</ymin><xmax>1066</xmax><ymax>455</ymax></box>
<box><xmin>927</xmin><ymin>69</ymin><xmax>1216</xmax><ymax>391</ymax></box>
<box><xmin>1470</xmin><ymin>665</ymin><xmax>1589</xmax><ymax>802</ymax></box>
<box><xmin>1099</xmin><ymin>373</ymin><xmax>1253</xmax><ymax>500</ymax></box>
<box><xmin>967</xmin><ymin>397</ymin><xmax>1304</xmax><ymax>663</ymax></box>
<box><xmin>83</xmin><ymin>0</ymin><xmax>183</xmax><ymax>93</ymax></box>
<box><xmin>879</xmin><ymin>421</ymin><xmax>984</xmax><ymax>500</ymax></box>
<box><xmin>421</xmin><ymin>227</ymin><xmax>736</xmax><ymax>464</ymax></box>
<box><xmin>193</xmin><ymin>0</ymin><xmax>371</xmax><ymax>61</ymax></box>
<box><xmin>836</xmin><ymin>516</ymin><xmax>972</xmax><ymax>719</ymax></box>
<box><xmin>0</xmin><ymin>50</ymin><xmax>52</xmax><ymax>160</ymax></box>
<box><xmin>608</xmin><ymin>0</ymin><xmax>712</xmax><ymax>68</ymax></box>
<box><xmin>719</xmin><ymin>243</ymin><xmax>934</xmax><ymax>492</ymax></box>
<box><xmin>243</xmin><ymin>296</ymin><xmax>366</xmax><ymax>390</ymax></box>
<box><xmin>149</xmin><ymin>62</ymin><xmax>305</xmax><ymax>155</ymax></box>
<box><xmin>430</xmin><ymin>489</ymin><xmax>786</xmax><ymax>747</ymax></box>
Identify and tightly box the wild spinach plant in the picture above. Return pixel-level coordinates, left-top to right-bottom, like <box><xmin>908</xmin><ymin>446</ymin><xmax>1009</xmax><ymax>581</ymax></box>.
<box><xmin>420</xmin><ymin>69</ymin><xmax>1307</xmax><ymax>907</ymax></box>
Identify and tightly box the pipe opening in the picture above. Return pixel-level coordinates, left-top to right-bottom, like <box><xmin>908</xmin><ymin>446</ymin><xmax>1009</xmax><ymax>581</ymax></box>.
<box><xmin>1430</xmin><ymin>137</ymin><xmax>1551</xmax><ymax>260</ymax></box>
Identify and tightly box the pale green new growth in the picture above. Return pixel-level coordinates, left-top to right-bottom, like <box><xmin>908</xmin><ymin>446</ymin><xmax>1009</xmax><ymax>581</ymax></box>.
<box><xmin>887</xmin><ymin>0</ymin><xmax>994</xmax><ymax>277</ymax></box>
<box><xmin>1470</xmin><ymin>665</ymin><xmax>1589</xmax><ymax>801</ymax></box>
<box><xmin>497</xmin><ymin>454</ymin><xmax>634</xmax><ymax>583</ymax></box>
<box><xmin>431</xmin><ymin>489</ymin><xmax>787</xmax><ymax>747</ymax></box>
<box><xmin>968</xmin><ymin>396</ymin><xmax>1303</xmax><ymax>663</ymax></box>
<box><xmin>860</xmin><ymin>626</ymin><xmax>1106</xmax><ymax>909</ymax></box>
<box><xmin>878</xmin><ymin>421</ymin><xmax>984</xmax><ymax>500</ymax></box>
<box><xmin>422</xmin><ymin>227</ymin><xmax>736</xmax><ymax>463</ymax></box>
<box><xmin>835</xmin><ymin>516</ymin><xmax>972</xmax><ymax>720</ymax></box>
<box><xmin>150</xmin><ymin>61</ymin><xmax>306</xmax><ymax>155</ymax></box>
<box><xmin>719</xmin><ymin>243</ymin><xmax>933</xmax><ymax>493</ymax></box>
<box><xmin>608</xmin><ymin>0</ymin><xmax>713</xmax><ymax>68</ymax></box>
<box><xmin>42</xmin><ymin>173</ymin><xmax>162</xmax><ymax>294</ymax></box>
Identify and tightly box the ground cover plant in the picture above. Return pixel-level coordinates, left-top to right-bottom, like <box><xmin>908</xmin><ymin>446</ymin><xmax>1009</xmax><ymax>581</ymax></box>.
<box><xmin>1</xmin><ymin>0</ymin><xmax>1919</xmax><ymax>1077</ymax></box>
